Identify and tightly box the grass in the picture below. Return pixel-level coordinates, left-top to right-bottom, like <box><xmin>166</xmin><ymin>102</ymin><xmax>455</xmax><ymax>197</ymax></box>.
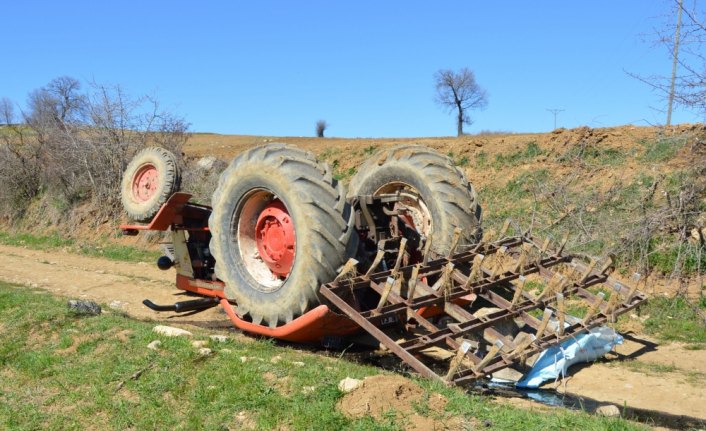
<box><xmin>640</xmin><ymin>296</ymin><xmax>706</xmax><ymax>344</ymax></box>
<box><xmin>0</xmin><ymin>281</ymin><xmax>646</xmax><ymax>431</ymax></box>
<box><xmin>493</xmin><ymin>141</ymin><xmax>545</xmax><ymax>167</ymax></box>
<box><xmin>647</xmin><ymin>237</ymin><xmax>706</xmax><ymax>275</ymax></box>
<box><xmin>446</xmin><ymin>151</ymin><xmax>470</xmax><ymax>167</ymax></box>
<box><xmin>0</xmin><ymin>230</ymin><xmax>160</xmax><ymax>263</ymax></box>
<box><xmin>559</xmin><ymin>144</ymin><xmax>627</xmax><ymax>166</ymax></box>
<box><xmin>639</xmin><ymin>135</ymin><xmax>686</xmax><ymax>162</ymax></box>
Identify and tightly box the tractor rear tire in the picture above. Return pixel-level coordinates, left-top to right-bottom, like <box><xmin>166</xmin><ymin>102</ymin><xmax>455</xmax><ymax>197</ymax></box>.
<box><xmin>121</xmin><ymin>147</ymin><xmax>181</xmax><ymax>222</ymax></box>
<box><xmin>348</xmin><ymin>145</ymin><xmax>482</xmax><ymax>255</ymax></box>
<box><xmin>209</xmin><ymin>144</ymin><xmax>354</xmax><ymax>328</ymax></box>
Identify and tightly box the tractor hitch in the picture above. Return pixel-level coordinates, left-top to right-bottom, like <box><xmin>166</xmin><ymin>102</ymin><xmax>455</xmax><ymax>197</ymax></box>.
<box><xmin>142</xmin><ymin>297</ymin><xmax>219</xmax><ymax>313</ymax></box>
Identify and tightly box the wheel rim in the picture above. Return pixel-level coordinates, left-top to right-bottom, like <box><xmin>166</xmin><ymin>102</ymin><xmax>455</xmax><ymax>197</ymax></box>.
<box><xmin>235</xmin><ymin>189</ymin><xmax>296</xmax><ymax>291</ymax></box>
<box><xmin>132</xmin><ymin>163</ymin><xmax>159</xmax><ymax>202</ymax></box>
<box><xmin>375</xmin><ymin>182</ymin><xmax>433</xmax><ymax>237</ymax></box>
<box><xmin>255</xmin><ymin>199</ymin><xmax>295</xmax><ymax>277</ymax></box>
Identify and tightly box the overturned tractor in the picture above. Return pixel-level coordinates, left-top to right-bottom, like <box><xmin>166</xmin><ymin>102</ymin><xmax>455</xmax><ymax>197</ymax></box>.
<box><xmin>120</xmin><ymin>143</ymin><xmax>645</xmax><ymax>384</ymax></box>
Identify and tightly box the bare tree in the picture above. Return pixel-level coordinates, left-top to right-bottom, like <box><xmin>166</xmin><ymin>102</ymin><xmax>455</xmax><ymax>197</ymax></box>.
<box><xmin>316</xmin><ymin>120</ymin><xmax>328</xmax><ymax>138</ymax></box>
<box><xmin>434</xmin><ymin>68</ymin><xmax>488</xmax><ymax>136</ymax></box>
<box><xmin>631</xmin><ymin>1</ymin><xmax>706</xmax><ymax>119</ymax></box>
<box><xmin>0</xmin><ymin>76</ymin><xmax>189</xmax><ymax>220</ymax></box>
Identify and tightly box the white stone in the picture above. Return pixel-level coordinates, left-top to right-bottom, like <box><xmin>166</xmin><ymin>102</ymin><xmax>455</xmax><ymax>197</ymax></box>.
<box><xmin>302</xmin><ymin>386</ymin><xmax>316</xmax><ymax>394</ymax></box>
<box><xmin>338</xmin><ymin>377</ymin><xmax>362</xmax><ymax>393</ymax></box>
<box><xmin>153</xmin><ymin>325</ymin><xmax>192</xmax><ymax>338</ymax></box>
<box><xmin>192</xmin><ymin>340</ymin><xmax>208</xmax><ymax>348</ymax></box>
<box><xmin>292</xmin><ymin>361</ymin><xmax>305</xmax><ymax>367</ymax></box>
<box><xmin>147</xmin><ymin>340</ymin><xmax>161</xmax><ymax>351</ymax></box>
<box><xmin>596</xmin><ymin>404</ymin><xmax>621</xmax><ymax>417</ymax></box>
<box><xmin>209</xmin><ymin>335</ymin><xmax>228</xmax><ymax>343</ymax></box>
<box><xmin>109</xmin><ymin>300</ymin><xmax>126</xmax><ymax>311</ymax></box>
<box><xmin>270</xmin><ymin>355</ymin><xmax>282</xmax><ymax>364</ymax></box>
<box><xmin>240</xmin><ymin>356</ymin><xmax>248</xmax><ymax>363</ymax></box>
<box><xmin>198</xmin><ymin>348</ymin><xmax>213</xmax><ymax>356</ymax></box>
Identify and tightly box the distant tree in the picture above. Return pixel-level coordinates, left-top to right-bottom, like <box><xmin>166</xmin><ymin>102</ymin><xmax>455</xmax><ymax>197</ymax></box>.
<box><xmin>316</xmin><ymin>120</ymin><xmax>328</xmax><ymax>138</ymax></box>
<box><xmin>434</xmin><ymin>68</ymin><xmax>488</xmax><ymax>136</ymax></box>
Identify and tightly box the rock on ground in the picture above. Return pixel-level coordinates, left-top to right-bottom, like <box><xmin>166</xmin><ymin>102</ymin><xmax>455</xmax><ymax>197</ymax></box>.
<box><xmin>338</xmin><ymin>377</ymin><xmax>362</xmax><ymax>394</ymax></box>
<box><xmin>153</xmin><ymin>325</ymin><xmax>192</xmax><ymax>337</ymax></box>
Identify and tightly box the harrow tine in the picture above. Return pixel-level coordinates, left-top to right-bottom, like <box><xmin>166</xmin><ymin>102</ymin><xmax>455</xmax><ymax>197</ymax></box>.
<box><xmin>579</xmin><ymin>259</ymin><xmax>597</xmax><ymax>283</ymax></box>
<box><xmin>472</xmin><ymin>340</ymin><xmax>504</xmax><ymax>374</ymax></box>
<box><xmin>604</xmin><ymin>287</ymin><xmax>621</xmax><ymax>322</ymax></box>
<box><xmin>334</xmin><ymin>258</ymin><xmax>359</xmax><ymax>282</ymax></box>
<box><xmin>508</xmin><ymin>333</ymin><xmax>536</xmax><ymax>359</ymax></box>
<box><xmin>445</xmin><ymin>340</ymin><xmax>473</xmax><ymax>381</ymax></box>
<box><xmin>535</xmin><ymin>308</ymin><xmax>553</xmax><ymax>340</ymax></box>
<box><xmin>556</xmin><ymin>293</ymin><xmax>566</xmax><ymax>336</ymax></box>
<box><xmin>375</xmin><ymin>276</ymin><xmax>396</xmax><ymax>312</ymax></box>
<box><xmin>364</xmin><ymin>249</ymin><xmax>386</xmax><ymax>279</ymax></box>
<box><xmin>582</xmin><ymin>292</ymin><xmax>606</xmax><ymax>324</ymax></box>
<box><xmin>513</xmin><ymin>243</ymin><xmax>530</xmax><ymax>274</ymax></box>
<box><xmin>433</xmin><ymin>262</ymin><xmax>455</xmax><ymax>293</ymax></box>
<box><xmin>510</xmin><ymin>275</ymin><xmax>527</xmax><ymax>308</ymax></box>
<box><xmin>599</xmin><ymin>255</ymin><xmax>614</xmax><ymax>275</ymax></box>
<box><xmin>447</xmin><ymin>227</ymin><xmax>462</xmax><ymax>259</ymax></box>
<box><xmin>407</xmin><ymin>264</ymin><xmax>421</xmax><ymax>300</ymax></box>
<box><xmin>463</xmin><ymin>254</ymin><xmax>485</xmax><ymax>288</ymax></box>
<box><xmin>537</xmin><ymin>237</ymin><xmax>551</xmax><ymax>263</ymax></box>
<box><xmin>499</xmin><ymin>218</ymin><xmax>512</xmax><ymax>238</ymax></box>
<box><xmin>489</xmin><ymin>246</ymin><xmax>508</xmax><ymax>279</ymax></box>
<box><xmin>422</xmin><ymin>233</ymin><xmax>434</xmax><ymax>265</ymax></box>
<box><xmin>391</xmin><ymin>237</ymin><xmax>408</xmax><ymax>277</ymax></box>
<box><xmin>473</xmin><ymin>229</ymin><xmax>495</xmax><ymax>252</ymax></box>
<box><xmin>556</xmin><ymin>234</ymin><xmax>569</xmax><ymax>256</ymax></box>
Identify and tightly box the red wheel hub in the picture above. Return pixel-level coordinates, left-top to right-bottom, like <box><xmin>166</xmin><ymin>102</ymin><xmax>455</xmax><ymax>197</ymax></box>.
<box><xmin>132</xmin><ymin>164</ymin><xmax>159</xmax><ymax>202</ymax></box>
<box><xmin>255</xmin><ymin>200</ymin><xmax>295</xmax><ymax>277</ymax></box>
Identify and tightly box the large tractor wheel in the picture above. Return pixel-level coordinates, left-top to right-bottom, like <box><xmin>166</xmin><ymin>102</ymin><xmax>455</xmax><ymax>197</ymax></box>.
<box><xmin>348</xmin><ymin>145</ymin><xmax>482</xmax><ymax>255</ymax></box>
<box><xmin>121</xmin><ymin>147</ymin><xmax>181</xmax><ymax>222</ymax></box>
<box><xmin>209</xmin><ymin>144</ymin><xmax>354</xmax><ymax>328</ymax></box>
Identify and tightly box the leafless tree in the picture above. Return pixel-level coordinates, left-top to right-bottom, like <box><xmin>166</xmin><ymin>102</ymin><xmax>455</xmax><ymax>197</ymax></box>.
<box><xmin>0</xmin><ymin>76</ymin><xmax>189</xmax><ymax>221</ymax></box>
<box><xmin>0</xmin><ymin>98</ymin><xmax>41</xmax><ymax>216</ymax></box>
<box><xmin>434</xmin><ymin>68</ymin><xmax>488</xmax><ymax>136</ymax></box>
<box><xmin>316</xmin><ymin>120</ymin><xmax>328</xmax><ymax>138</ymax></box>
<box><xmin>631</xmin><ymin>1</ymin><xmax>706</xmax><ymax>119</ymax></box>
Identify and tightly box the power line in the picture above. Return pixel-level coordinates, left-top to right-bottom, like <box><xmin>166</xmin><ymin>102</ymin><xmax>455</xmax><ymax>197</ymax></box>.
<box><xmin>546</xmin><ymin>109</ymin><xmax>565</xmax><ymax>129</ymax></box>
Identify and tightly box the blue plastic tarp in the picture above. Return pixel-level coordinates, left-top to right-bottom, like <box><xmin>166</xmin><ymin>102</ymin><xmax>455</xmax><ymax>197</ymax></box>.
<box><xmin>515</xmin><ymin>327</ymin><xmax>623</xmax><ymax>389</ymax></box>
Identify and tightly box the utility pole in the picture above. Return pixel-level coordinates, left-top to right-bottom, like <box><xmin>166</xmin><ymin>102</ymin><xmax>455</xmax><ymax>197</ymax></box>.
<box><xmin>546</xmin><ymin>108</ymin><xmax>565</xmax><ymax>130</ymax></box>
<box><xmin>667</xmin><ymin>0</ymin><xmax>683</xmax><ymax>126</ymax></box>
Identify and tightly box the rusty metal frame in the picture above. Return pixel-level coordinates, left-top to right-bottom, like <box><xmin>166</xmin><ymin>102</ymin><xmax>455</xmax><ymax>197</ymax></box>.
<box><xmin>320</xmin><ymin>234</ymin><xmax>647</xmax><ymax>385</ymax></box>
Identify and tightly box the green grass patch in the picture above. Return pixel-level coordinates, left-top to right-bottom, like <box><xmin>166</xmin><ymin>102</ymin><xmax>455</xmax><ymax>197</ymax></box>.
<box><xmin>647</xmin><ymin>237</ymin><xmax>706</xmax><ymax>275</ymax></box>
<box><xmin>493</xmin><ymin>141</ymin><xmax>545</xmax><ymax>167</ymax></box>
<box><xmin>0</xmin><ymin>230</ymin><xmax>160</xmax><ymax>263</ymax></box>
<box><xmin>639</xmin><ymin>135</ymin><xmax>686</xmax><ymax>162</ymax></box>
<box><xmin>559</xmin><ymin>145</ymin><xmax>627</xmax><ymax>166</ymax></box>
<box><xmin>640</xmin><ymin>296</ymin><xmax>706</xmax><ymax>344</ymax></box>
<box><xmin>0</xmin><ymin>281</ymin><xmax>647</xmax><ymax>430</ymax></box>
<box><xmin>447</xmin><ymin>151</ymin><xmax>470</xmax><ymax>167</ymax></box>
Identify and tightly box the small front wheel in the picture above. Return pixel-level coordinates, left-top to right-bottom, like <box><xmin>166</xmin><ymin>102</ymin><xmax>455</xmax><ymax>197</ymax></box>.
<box><xmin>120</xmin><ymin>147</ymin><xmax>181</xmax><ymax>222</ymax></box>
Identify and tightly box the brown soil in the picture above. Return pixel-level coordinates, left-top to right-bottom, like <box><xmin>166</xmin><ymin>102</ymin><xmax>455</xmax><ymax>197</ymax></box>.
<box><xmin>0</xmin><ymin>244</ymin><xmax>231</xmax><ymax>330</ymax></box>
<box><xmin>185</xmin><ymin>124</ymin><xmax>704</xmax><ymax>199</ymax></box>
<box><xmin>337</xmin><ymin>374</ymin><xmax>466</xmax><ymax>430</ymax></box>
<box><xmin>551</xmin><ymin>336</ymin><xmax>706</xmax><ymax>421</ymax></box>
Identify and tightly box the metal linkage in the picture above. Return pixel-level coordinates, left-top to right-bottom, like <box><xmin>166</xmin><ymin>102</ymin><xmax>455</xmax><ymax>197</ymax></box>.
<box><xmin>320</xmin><ymin>233</ymin><xmax>647</xmax><ymax>386</ymax></box>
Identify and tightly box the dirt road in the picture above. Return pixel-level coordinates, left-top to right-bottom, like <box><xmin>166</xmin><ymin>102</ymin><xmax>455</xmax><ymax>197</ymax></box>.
<box><xmin>0</xmin><ymin>244</ymin><xmax>228</xmax><ymax>328</ymax></box>
<box><xmin>1</xmin><ymin>244</ymin><xmax>704</xmax><ymax>424</ymax></box>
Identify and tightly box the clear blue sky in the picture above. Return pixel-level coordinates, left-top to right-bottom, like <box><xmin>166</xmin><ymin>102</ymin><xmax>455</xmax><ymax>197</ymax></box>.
<box><xmin>1</xmin><ymin>1</ymin><xmax>702</xmax><ymax>137</ymax></box>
